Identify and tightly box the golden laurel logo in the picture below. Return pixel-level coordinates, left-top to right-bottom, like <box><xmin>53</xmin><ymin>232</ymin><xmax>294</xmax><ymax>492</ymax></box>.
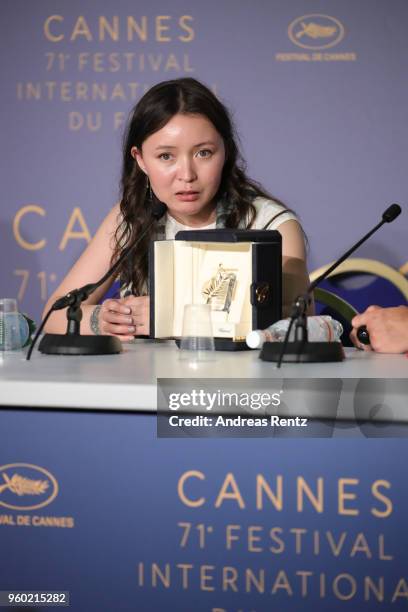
<box><xmin>288</xmin><ymin>14</ymin><xmax>345</xmax><ymax>50</ymax></box>
<box><xmin>0</xmin><ymin>463</ymin><xmax>58</xmax><ymax>511</ymax></box>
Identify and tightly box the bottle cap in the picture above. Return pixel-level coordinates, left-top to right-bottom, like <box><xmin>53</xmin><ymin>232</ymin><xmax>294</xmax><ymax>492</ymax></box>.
<box><xmin>246</xmin><ymin>330</ymin><xmax>264</xmax><ymax>349</ymax></box>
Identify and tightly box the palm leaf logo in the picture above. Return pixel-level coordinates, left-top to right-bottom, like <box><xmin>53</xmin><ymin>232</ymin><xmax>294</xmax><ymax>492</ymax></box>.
<box><xmin>0</xmin><ymin>472</ymin><xmax>49</xmax><ymax>496</ymax></box>
<box><xmin>202</xmin><ymin>264</ymin><xmax>237</xmax><ymax>313</ymax></box>
<box><xmin>202</xmin><ymin>266</ymin><xmax>226</xmax><ymax>302</ymax></box>
<box><xmin>296</xmin><ymin>22</ymin><xmax>337</xmax><ymax>39</ymax></box>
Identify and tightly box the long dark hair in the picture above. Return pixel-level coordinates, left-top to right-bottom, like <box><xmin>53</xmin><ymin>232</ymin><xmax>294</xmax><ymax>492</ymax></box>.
<box><xmin>113</xmin><ymin>77</ymin><xmax>284</xmax><ymax>295</ymax></box>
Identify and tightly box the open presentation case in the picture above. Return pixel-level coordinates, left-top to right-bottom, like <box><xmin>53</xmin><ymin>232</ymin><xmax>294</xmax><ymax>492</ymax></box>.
<box><xmin>149</xmin><ymin>229</ymin><xmax>282</xmax><ymax>350</ymax></box>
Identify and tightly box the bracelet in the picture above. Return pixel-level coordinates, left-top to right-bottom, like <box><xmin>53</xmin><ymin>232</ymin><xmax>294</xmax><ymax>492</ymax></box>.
<box><xmin>90</xmin><ymin>305</ymin><xmax>102</xmax><ymax>335</ymax></box>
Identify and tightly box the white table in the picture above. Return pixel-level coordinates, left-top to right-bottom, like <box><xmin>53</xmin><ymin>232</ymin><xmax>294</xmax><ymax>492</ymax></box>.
<box><xmin>0</xmin><ymin>342</ymin><xmax>406</xmax><ymax>422</ymax></box>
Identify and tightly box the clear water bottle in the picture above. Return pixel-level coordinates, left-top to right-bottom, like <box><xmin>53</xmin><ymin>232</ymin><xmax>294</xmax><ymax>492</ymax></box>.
<box><xmin>246</xmin><ymin>316</ymin><xmax>343</xmax><ymax>349</ymax></box>
<box><xmin>0</xmin><ymin>298</ymin><xmax>30</xmax><ymax>351</ymax></box>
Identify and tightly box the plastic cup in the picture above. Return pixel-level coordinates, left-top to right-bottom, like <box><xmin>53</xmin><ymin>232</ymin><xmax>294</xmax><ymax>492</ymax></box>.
<box><xmin>0</xmin><ymin>298</ymin><xmax>29</xmax><ymax>351</ymax></box>
<box><xmin>179</xmin><ymin>304</ymin><xmax>215</xmax><ymax>362</ymax></box>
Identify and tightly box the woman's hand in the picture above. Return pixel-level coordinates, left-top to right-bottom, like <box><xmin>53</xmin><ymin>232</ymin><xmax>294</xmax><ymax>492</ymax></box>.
<box><xmin>122</xmin><ymin>295</ymin><xmax>150</xmax><ymax>336</ymax></box>
<box><xmin>97</xmin><ymin>296</ymin><xmax>150</xmax><ymax>341</ymax></box>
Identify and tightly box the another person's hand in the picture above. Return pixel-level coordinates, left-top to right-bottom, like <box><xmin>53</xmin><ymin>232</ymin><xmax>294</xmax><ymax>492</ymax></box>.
<box><xmin>97</xmin><ymin>296</ymin><xmax>149</xmax><ymax>341</ymax></box>
<box><xmin>350</xmin><ymin>305</ymin><xmax>408</xmax><ymax>353</ymax></box>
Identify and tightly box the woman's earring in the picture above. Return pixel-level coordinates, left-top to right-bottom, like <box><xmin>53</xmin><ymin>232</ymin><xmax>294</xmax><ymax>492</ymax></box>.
<box><xmin>146</xmin><ymin>175</ymin><xmax>153</xmax><ymax>201</ymax></box>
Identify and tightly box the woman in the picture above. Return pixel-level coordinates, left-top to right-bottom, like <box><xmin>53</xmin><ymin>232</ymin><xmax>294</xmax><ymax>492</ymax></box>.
<box><xmin>43</xmin><ymin>77</ymin><xmax>311</xmax><ymax>339</ymax></box>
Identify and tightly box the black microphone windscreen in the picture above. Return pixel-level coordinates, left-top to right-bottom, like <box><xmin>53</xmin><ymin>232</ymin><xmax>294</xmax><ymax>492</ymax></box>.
<box><xmin>151</xmin><ymin>201</ymin><xmax>168</xmax><ymax>220</ymax></box>
<box><xmin>382</xmin><ymin>203</ymin><xmax>402</xmax><ymax>223</ymax></box>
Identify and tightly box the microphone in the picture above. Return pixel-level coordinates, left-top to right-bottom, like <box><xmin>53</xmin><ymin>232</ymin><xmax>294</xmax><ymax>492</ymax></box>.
<box><xmin>382</xmin><ymin>203</ymin><xmax>401</xmax><ymax>223</ymax></box>
<box><xmin>260</xmin><ymin>203</ymin><xmax>403</xmax><ymax>365</ymax></box>
<box><xmin>27</xmin><ymin>201</ymin><xmax>167</xmax><ymax>359</ymax></box>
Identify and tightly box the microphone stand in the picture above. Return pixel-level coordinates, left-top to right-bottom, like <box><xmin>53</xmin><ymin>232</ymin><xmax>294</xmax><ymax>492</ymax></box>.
<box><xmin>27</xmin><ymin>202</ymin><xmax>167</xmax><ymax>359</ymax></box>
<box><xmin>259</xmin><ymin>203</ymin><xmax>402</xmax><ymax>366</ymax></box>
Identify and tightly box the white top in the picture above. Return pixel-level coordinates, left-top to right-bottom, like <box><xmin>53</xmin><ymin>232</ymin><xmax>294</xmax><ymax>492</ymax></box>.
<box><xmin>165</xmin><ymin>197</ymin><xmax>297</xmax><ymax>239</ymax></box>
